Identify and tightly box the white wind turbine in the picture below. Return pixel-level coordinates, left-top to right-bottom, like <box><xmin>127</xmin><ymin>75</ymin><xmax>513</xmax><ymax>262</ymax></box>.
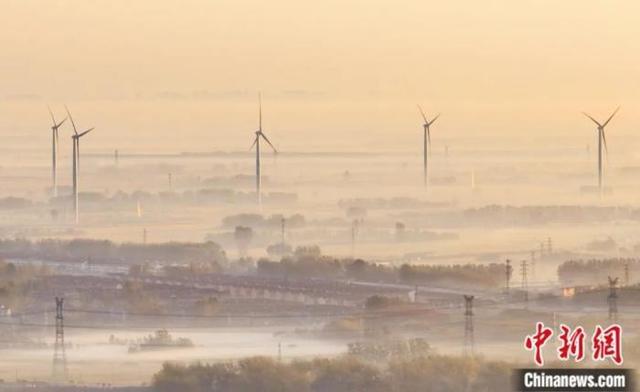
<box><xmin>249</xmin><ymin>94</ymin><xmax>278</xmax><ymax>205</ymax></box>
<box><xmin>47</xmin><ymin>107</ymin><xmax>66</xmax><ymax>197</ymax></box>
<box><xmin>582</xmin><ymin>107</ymin><xmax>619</xmax><ymax>191</ymax></box>
<box><xmin>417</xmin><ymin>105</ymin><xmax>440</xmax><ymax>187</ymax></box>
<box><xmin>65</xmin><ymin>106</ymin><xmax>94</xmax><ymax>224</ymax></box>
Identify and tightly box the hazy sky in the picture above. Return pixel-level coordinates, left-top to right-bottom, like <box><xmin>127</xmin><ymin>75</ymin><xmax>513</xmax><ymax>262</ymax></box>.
<box><xmin>1</xmin><ymin>0</ymin><xmax>639</xmax><ymax>152</ymax></box>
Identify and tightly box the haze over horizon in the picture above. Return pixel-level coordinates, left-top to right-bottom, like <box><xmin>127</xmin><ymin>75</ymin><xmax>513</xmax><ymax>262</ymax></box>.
<box><xmin>1</xmin><ymin>0</ymin><xmax>640</xmax><ymax>153</ymax></box>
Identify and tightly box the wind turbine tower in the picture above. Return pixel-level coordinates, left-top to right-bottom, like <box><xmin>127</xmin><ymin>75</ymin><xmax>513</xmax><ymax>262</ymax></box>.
<box><xmin>250</xmin><ymin>94</ymin><xmax>278</xmax><ymax>204</ymax></box>
<box><xmin>66</xmin><ymin>106</ymin><xmax>94</xmax><ymax>224</ymax></box>
<box><xmin>48</xmin><ymin>108</ymin><xmax>66</xmax><ymax>197</ymax></box>
<box><xmin>582</xmin><ymin>107</ymin><xmax>619</xmax><ymax>191</ymax></box>
<box><xmin>417</xmin><ymin>105</ymin><xmax>440</xmax><ymax>187</ymax></box>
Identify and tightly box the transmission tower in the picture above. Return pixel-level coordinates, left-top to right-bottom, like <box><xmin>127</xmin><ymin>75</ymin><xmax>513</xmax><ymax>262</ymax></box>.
<box><xmin>463</xmin><ymin>295</ymin><xmax>474</xmax><ymax>356</ymax></box>
<box><xmin>608</xmin><ymin>276</ymin><xmax>619</xmax><ymax>321</ymax></box>
<box><xmin>505</xmin><ymin>259</ymin><xmax>513</xmax><ymax>295</ymax></box>
<box><xmin>520</xmin><ymin>260</ymin><xmax>528</xmax><ymax>305</ymax></box>
<box><xmin>52</xmin><ymin>297</ymin><xmax>67</xmax><ymax>383</ymax></box>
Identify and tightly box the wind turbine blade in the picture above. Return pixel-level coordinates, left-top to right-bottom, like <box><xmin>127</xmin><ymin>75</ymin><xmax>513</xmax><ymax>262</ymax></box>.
<box><xmin>48</xmin><ymin>106</ymin><xmax>56</xmax><ymax>125</ymax></box>
<box><xmin>427</xmin><ymin>128</ymin><xmax>432</xmax><ymax>156</ymax></box>
<box><xmin>428</xmin><ymin>113</ymin><xmax>440</xmax><ymax>127</ymax></box>
<box><xmin>259</xmin><ymin>92</ymin><xmax>262</xmax><ymax>131</ymax></box>
<box><xmin>249</xmin><ymin>136</ymin><xmax>257</xmax><ymax>151</ymax></box>
<box><xmin>582</xmin><ymin>112</ymin><xmax>602</xmax><ymax>128</ymax></box>
<box><xmin>65</xmin><ymin>105</ymin><xmax>78</xmax><ymax>135</ymax></box>
<box><xmin>78</xmin><ymin>128</ymin><xmax>94</xmax><ymax>138</ymax></box>
<box><xmin>55</xmin><ymin>118</ymin><xmax>67</xmax><ymax>129</ymax></box>
<box><xmin>602</xmin><ymin>106</ymin><xmax>620</xmax><ymax>128</ymax></box>
<box><xmin>417</xmin><ymin>105</ymin><xmax>428</xmax><ymax>124</ymax></box>
<box><xmin>602</xmin><ymin>130</ymin><xmax>609</xmax><ymax>162</ymax></box>
<box><xmin>260</xmin><ymin>132</ymin><xmax>277</xmax><ymax>153</ymax></box>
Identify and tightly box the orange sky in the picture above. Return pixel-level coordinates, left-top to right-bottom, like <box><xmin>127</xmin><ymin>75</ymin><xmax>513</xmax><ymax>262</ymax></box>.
<box><xmin>1</xmin><ymin>0</ymin><xmax>639</xmax><ymax>152</ymax></box>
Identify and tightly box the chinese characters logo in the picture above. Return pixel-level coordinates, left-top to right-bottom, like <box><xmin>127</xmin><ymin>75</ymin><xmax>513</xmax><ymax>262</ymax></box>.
<box><xmin>524</xmin><ymin>322</ymin><xmax>622</xmax><ymax>366</ymax></box>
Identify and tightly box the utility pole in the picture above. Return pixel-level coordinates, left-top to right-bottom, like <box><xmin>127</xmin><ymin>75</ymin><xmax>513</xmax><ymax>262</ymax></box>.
<box><xmin>52</xmin><ymin>297</ymin><xmax>67</xmax><ymax>383</ymax></box>
<box><xmin>505</xmin><ymin>259</ymin><xmax>513</xmax><ymax>295</ymax></box>
<box><xmin>608</xmin><ymin>276</ymin><xmax>619</xmax><ymax>322</ymax></box>
<box><xmin>530</xmin><ymin>250</ymin><xmax>536</xmax><ymax>280</ymax></box>
<box><xmin>624</xmin><ymin>262</ymin><xmax>630</xmax><ymax>286</ymax></box>
<box><xmin>521</xmin><ymin>260</ymin><xmax>528</xmax><ymax>306</ymax></box>
<box><xmin>463</xmin><ymin>295</ymin><xmax>474</xmax><ymax>356</ymax></box>
<box><xmin>350</xmin><ymin>220</ymin><xmax>359</xmax><ymax>257</ymax></box>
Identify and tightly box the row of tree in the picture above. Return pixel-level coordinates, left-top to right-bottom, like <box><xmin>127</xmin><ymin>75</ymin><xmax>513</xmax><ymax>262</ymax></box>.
<box><xmin>558</xmin><ymin>258</ymin><xmax>639</xmax><ymax>286</ymax></box>
<box><xmin>256</xmin><ymin>246</ymin><xmax>504</xmax><ymax>288</ymax></box>
<box><xmin>152</xmin><ymin>355</ymin><xmax>512</xmax><ymax>392</ymax></box>
<box><xmin>0</xmin><ymin>238</ymin><xmax>227</xmax><ymax>265</ymax></box>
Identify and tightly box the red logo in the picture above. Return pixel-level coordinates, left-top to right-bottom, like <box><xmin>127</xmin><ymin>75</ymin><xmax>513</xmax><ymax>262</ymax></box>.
<box><xmin>524</xmin><ymin>322</ymin><xmax>554</xmax><ymax>366</ymax></box>
<box><xmin>557</xmin><ymin>324</ymin><xmax>585</xmax><ymax>362</ymax></box>
<box><xmin>592</xmin><ymin>324</ymin><xmax>623</xmax><ymax>365</ymax></box>
<box><xmin>524</xmin><ymin>323</ymin><xmax>623</xmax><ymax>366</ymax></box>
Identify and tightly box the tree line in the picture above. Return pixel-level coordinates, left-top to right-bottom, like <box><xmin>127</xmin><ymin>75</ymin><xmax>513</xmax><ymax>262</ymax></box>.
<box><xmin>0</xmin><ymin>238</ymin><xmax>227</xmax><ymax>265</ymax></box>
<box><xmin>152</xmin><ymin>355</ymin><xmax>512</xmax><ymax>392</ymax></box>
<box><xmin>256</xmin><ymin>246</ymin><xmax>504</xmax><ymax>288</ymax></box>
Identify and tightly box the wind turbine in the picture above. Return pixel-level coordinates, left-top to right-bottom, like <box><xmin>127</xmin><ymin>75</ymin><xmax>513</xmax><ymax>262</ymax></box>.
<box><xmin>417</xmin><ymin>105</ymin><xmax>440</xmax><ymax>186</ymax></box>
<box><xmin>249</xmin><ymin>93</ymin><xmax>277</xmax><ymax>204</ymax></box>
<box><xmin>47</xmin><ymin>107</ymin><xmax>66</xmax><ymax>197</ymax></box>
<box><xmin>65</xmin><ymin>106</ymin><xmax>94</xmax><ymax>224</ymax></box>
<box><xmin>582</xmin><ymin>107</ymin><xmax>619</xmax><ymax>190</ymax></box>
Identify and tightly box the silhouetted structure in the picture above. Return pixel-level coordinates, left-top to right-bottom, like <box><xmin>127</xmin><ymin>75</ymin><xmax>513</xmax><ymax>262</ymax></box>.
<box><xmin>250</xmin><ymin>93</ymin><xmax>278</xmax><ymax>205</ymax></box>
<box><xmin>520</xmin><ymin>260</ymin><xmax>528</xmax><ymax>305</ymax></box>
<box><xmin>52</xmin><ymin>297</ymin><xmax>67</xmax><ymax>383</ymax></box>
<box><xmin>350</xmin><ymin>219</ymin><xmax>359</xmax><ymax>256</ymax></box>
<box><xmin>530</xmin><ymin>250</ymin><xmax>536</xmax><ymax>280</ymax></box>
<box><xmin>608</xmin><ymin>276</ymin><xmax>618</xmax><ymax>321</ymax></box>
<box><xmin>505</xmin><ymin>259</ymin><xmax>513</xmax><ymax>295</ymax></box>
<box><xmin>582</xmin><ymin>107</ymin><xmax>620</xmax><ymax>190</ymax></box>
<box><xmin>624</xmin><ymin>263</ymin><xmax>630</xmax><ymax>286</ymax></box>
<box><xmin>463</xmin><ymin>295</ymin><xmax>474</xmax><ymax>356</ymax></box>
<box><xmin>417</xmin><ymin>105</ymin><xmax>440</xmax><ymax>187</ymax></box>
